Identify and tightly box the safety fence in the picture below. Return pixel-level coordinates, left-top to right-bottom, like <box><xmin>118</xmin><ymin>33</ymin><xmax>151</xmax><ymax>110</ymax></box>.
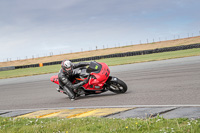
<box><xmin>1</xmin><ymin>43</ymin><xmax>200</xmax><ymax>71</ymax></box>
<box><xmin>0</xmin><ymin>66</ymin><xmax>15</xmax><ymax>71</ymax></box>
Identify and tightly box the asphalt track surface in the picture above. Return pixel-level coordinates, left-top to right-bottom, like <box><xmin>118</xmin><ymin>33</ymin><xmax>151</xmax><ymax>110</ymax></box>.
<box><xmin>0</xmin><ymin>56</ymin><xmax>200</xmax><ymax>111</ymax></box>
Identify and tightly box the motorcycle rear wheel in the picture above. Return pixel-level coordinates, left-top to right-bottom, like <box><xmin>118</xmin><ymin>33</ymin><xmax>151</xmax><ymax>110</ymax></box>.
<box><xmin>108</xmin><ymin>79</ymin><xmax>127</xmax><ymax>94</ymax></box>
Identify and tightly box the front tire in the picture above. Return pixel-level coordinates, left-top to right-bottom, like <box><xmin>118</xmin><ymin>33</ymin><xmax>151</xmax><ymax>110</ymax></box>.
<box><xmin>108</xmin><ymin>79</ymin><xmax>127</xmax><ymax>94</ymax></box>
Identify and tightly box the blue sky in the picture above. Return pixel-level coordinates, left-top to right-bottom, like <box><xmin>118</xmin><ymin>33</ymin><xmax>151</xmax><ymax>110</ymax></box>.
<box><xmin>0</xmin><ymin>0</ymin><xmax>200</xmax><ymax>62</ymax></box>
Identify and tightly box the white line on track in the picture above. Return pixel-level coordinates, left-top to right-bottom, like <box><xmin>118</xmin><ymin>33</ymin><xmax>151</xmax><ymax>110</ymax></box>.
<box><xmin>1</xmin><ymin>105</ymin><xmax>200</xmax><ymax>112</ymax></box>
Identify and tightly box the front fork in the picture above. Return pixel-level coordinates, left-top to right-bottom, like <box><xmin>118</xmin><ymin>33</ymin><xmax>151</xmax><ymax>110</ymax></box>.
<box><xmin>104</xmin><ymin>76</ymin><xmax>118</xmax><ymax>89</ymax></box>
<box><xmin>106</xmin><ymin>76</ymin><xmax>118</xmax><ymax>84</ymax></box>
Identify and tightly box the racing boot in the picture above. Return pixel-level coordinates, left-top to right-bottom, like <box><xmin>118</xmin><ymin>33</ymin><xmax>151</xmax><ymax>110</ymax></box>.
<box><xmin>63</xmin><ymin>86</ymin><xmax>76</xmax><ymax>101</ymax></box>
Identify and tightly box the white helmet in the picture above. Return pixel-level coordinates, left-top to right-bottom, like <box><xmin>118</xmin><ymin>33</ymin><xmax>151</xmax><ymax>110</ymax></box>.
<box><xmin>61</xmin><ymin>60</ymin><xmax>73</xmax><ymax>74</ymax></box>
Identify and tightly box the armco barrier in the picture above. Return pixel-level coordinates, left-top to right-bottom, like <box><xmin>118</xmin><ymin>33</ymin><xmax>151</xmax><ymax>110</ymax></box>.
<box><xmin>1</xmin><ymin>43</ymin><xmax>200</xmax><ymax>71</ymax></box>
<box><xmin>0</xmin><ymin>66</ymin><xmax>15</xmax><ymax>71</ymax></box>
<box><xmin>15</xmin><ymin>64</ymin><xmax>39</xmax><ymax>69</ymax></box>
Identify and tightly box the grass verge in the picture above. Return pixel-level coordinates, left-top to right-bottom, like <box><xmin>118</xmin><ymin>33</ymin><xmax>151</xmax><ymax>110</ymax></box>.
<box><xmin>0</xmin><ymin>116</ymin><xmax>200</xmax><ymax>133</ymax></box>
<box><xmin>0</xmin><ymin>48</ymin><xmax>200</xmax><ymax>79</ymax></box>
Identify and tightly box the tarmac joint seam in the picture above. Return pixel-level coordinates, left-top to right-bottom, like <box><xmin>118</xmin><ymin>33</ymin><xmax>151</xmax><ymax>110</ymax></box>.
<box><xmin>0</xmin><ymin>111</ymin><xmax>11</xmax><ymax>116</ymax></box>
<box><xmin>149</xmin><ymin>107</ymin><xmax>180</xmax><ymax>118</ymax></box>
<box><xmin>103</xmin><ymin>107</ymin><xmax>136</xmax><ymax>118</ymax></box>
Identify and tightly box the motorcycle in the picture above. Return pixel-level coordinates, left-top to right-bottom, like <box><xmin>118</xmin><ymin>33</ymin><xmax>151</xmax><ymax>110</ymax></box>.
<box><xmin>50</xmin><ymin>61</ymin><xmax>127</xmax><ymax>99</ymax></box>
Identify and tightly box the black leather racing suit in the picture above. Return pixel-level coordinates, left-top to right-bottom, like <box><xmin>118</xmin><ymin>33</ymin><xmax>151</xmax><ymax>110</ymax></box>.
<box><xmin>58</xmin><ymin>62</ymin><xmax>90</xmax><ymax>99</ymax></box>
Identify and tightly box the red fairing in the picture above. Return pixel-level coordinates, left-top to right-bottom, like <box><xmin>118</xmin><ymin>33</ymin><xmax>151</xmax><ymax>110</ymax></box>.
<box><xmin>83</xmin><ymin>62</ymin><xmax>110</xmax><ymax>90</ymax></box>
<box><xmin>50</xmin><ymin>75</ymin><xmax>60</xmax><ymax>85</ymax></box>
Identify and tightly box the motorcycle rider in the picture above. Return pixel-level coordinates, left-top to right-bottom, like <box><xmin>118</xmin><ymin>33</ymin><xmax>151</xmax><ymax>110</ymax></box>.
<box><xmin>58</xmin><ymin>60</ymin><xmax>90</xmax><ymax>101</ymax></box>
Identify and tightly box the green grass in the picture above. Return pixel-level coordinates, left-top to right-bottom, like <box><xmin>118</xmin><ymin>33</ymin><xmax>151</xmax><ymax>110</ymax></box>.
<box><xmin>0</xmin><ymin>116</ymin><xmax>200</xmax><ymax>133</ymax></box>
<box><xmin>98</xmin><ymin>48</ymin><xmax>200</xmax><ymax>66</ymax></box>
<box><xmin>0</xmin><ymin>65</ymin><xmax>61</xmax><ymax>79</ymax></box>
<box><xmin>0</xmin><ymin>48</ymin><xmax>200</xmax><ymax>79</ymax></box>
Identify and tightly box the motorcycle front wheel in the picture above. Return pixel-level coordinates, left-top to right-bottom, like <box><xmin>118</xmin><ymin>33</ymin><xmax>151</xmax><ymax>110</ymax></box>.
<box><xmin>108</xmin><ymin>79</ymin><xmax>127</xmax><ymax>94</ymax></box>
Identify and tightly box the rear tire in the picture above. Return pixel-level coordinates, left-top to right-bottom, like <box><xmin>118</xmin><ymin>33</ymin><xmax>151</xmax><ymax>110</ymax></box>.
<box><xmin>108</xmin><ymin>79</ymin><xmax>127</xmax><ymax>94</ymax></box>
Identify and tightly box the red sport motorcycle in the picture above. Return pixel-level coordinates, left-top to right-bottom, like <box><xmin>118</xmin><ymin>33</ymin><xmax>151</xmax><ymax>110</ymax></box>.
<box><xmin>50</xmin><ymin>61</ymin><xmax>127</xmax><ymax>99</ymax></box>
